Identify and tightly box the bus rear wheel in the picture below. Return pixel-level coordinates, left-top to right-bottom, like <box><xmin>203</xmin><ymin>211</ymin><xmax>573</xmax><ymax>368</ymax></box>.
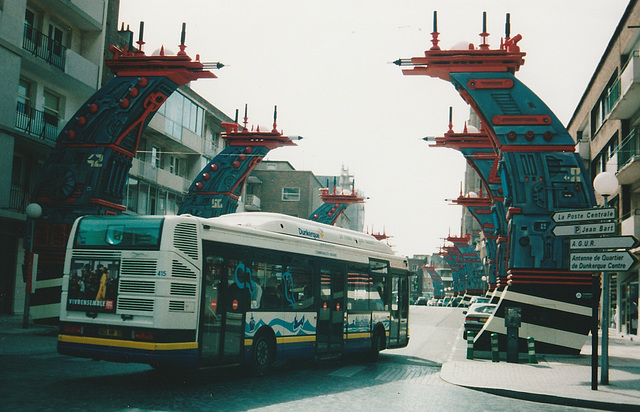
<box><xmin>252</xmin><ymin>333</ymin><xmax>275</xmax><ymax>374</ymax></box>
<box><xmin>367</xmin><ymin>329</ymin><xmax>384</xmax><ymax>362</ymax></box>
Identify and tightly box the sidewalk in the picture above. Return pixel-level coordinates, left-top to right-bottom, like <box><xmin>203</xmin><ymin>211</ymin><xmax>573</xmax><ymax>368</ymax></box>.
<box><xmin>0</xmin><ymin>314</ymin><xmax>58</xmax><ymax>336</ymax></box>
<box><xmin>440</xmin><ymin>330</ymin><xmax>640</xmax><ymax>411</ymax></box>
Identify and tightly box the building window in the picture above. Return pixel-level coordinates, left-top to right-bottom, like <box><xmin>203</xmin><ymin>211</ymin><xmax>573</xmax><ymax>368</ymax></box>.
<box><xmin>126</xmin><ymin>177</ymin><xmax>139</xmax><ymax>212</ymax></box>
<box><xmin>158</xmin><ymin>92</ymin><xmax>204</xmax><ymax>141</ymax></box>
<box><xmin>591</xmin><ymin>133</ymin><xmax>619</xmax><ymax>180</ymax></box>
<box><xmin>135</xmin><ymin>138</ymin><xmax>146</xmax><ymax>161</ymax></box>
<box><xmin>169</xmin><ymin>156</ymin><xmax>182</xmax><ymax>176</ymax></box>
<box><xmin>17</xmin><ymin>78</ymin><xmax>32</xmax><ymax>113</ymax></box>
<box><xmin>282</xmin><ymin>187</ymin><xmax>300</xmax><ymax>201</ymax></box>
<box><xmin>43</xmin><ymin>89</ymin><xmax>61</xmax><ymax>137</ymax></box>
<box><xmin>151</xmin><ymin>146</ymin><xmax>162</xmax><ymax>169</ymax></box>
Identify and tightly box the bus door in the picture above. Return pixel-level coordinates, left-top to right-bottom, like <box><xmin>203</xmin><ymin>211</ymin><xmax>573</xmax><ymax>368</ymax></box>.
<box><xmin>388</xmin><ymin>275</ymin><xmax>409</xmax><ymax>348</ymax></box>
<box><xmin>316</xmin><ymin>267</ymin><xmax>344</xmax><ymax>356</ymax></box>
<box><xmin>200</xmin><ymin>256</ymin><xmax>247</xmax><ymax>364</ymax></box>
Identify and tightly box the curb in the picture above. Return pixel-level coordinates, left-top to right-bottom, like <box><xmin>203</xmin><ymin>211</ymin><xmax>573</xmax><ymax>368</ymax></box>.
<box><xmin>463</xmin><ymin>385</ymin><xmax>638</xmax><ymax>412</ymax></box>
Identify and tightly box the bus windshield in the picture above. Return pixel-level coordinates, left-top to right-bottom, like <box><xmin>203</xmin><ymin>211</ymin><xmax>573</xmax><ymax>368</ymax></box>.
<box><xmin>73</xmin><ymin>216</ymin><xmax>164</xmax><ymax>249</ymax></box>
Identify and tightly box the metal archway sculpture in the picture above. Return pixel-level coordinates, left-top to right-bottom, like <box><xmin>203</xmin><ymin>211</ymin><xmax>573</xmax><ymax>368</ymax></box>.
<box><xmin>25</xmin><ymin>25</ymin><xmax>216</xmax><ymax>322</ymax></box>
<box><xmin>396</xmin><ymin>12</ymin><xmax>597</xmax><ymax>354</ymax></box>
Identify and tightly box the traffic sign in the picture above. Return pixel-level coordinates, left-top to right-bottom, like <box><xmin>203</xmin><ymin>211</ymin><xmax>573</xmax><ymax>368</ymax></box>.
<box><xmin>552</xmin><ymin>207</ymin><xmax>615</xmax><ymax>223</ymax></box>
<box><xmin>570</xmin><ymin>251</ymin><xmax>637</xmax><ymax>272</ymax></box>
<box><xmin>552</xmin><ymin>222</ymin><xmax>616</xmax><ymax>237</ymax></box>
<box><xmin>570</xmin><ymin>235</ymin><xmax>639</xmax><ymax>250</ymax></box>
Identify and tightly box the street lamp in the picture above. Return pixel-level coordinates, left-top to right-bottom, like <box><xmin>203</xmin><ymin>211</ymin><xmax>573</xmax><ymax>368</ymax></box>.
<box><xmin>23</xmin><ymin>203</ymin><xmax>42</xmax><ymax>329</ymax></box>
<box><xmin>593</xmin><ymin>171</ymin><xmax>619</xmax><ymax>385</ymax></box>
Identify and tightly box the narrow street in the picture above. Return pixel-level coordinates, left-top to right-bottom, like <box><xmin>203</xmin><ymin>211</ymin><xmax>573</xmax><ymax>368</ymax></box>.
<box><xmin>0</xmin><ymin>307</ymin><xmax>585</xmax><ymax>411</ymax></box>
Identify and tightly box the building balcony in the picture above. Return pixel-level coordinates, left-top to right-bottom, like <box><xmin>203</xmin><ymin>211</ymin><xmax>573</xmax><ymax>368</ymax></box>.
<box><xmin>15</xmin><ymin>102</ymin><xmax>59</xmax><ymax>143</ymax></box>
<box><xmin>8</xmin><ymin>184</ymin><xmax>31</xmax><ymax>214</ymax></box>
<box><xmin>23</xmin><ymin>24</ymin><xmax>66</xmax><ymax>70</ymax></box>
<box><xmin>617</xmin><ymin>128</ymin><xmax>640</xmax><ymax>184</ymax></box>
<box><xmin>45</xmin><ymin>0</ymin><xmax>105</xmax><ymax>31</ymax></box>
<box><xmin>608</xmin><ymin>51</ymin><xmax>640</xmax><ymax>120</ymax></box>
<box><xmin>65</xmin><ymin>49</ymin><xmax>99</xmax><ymax>89</ymax></box>
<box><xmin>130</xmin><ymin>158</ymin><xmax>191</xmax><ymax>194</ymax></box>
<box><xmin>244</xmin><ymin>194</ymin><xmax>261</xmax><ymax>211</ymax></box>
<box><xmin>622</xmin><ymin>209</ymin><xmax>640</xmax><ymax>238</ymax></box>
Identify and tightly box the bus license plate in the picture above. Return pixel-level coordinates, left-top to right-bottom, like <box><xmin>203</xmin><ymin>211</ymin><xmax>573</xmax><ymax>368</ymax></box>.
<box><xmin>99</xmin><ymin>328</ymin><xmax>122</xmax><ymax>338</ymax></box>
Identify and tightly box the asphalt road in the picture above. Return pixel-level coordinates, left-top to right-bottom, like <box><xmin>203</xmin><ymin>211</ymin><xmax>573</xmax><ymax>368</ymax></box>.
<box><xmin>0</xmin><ymin>307</ymin><xmax>589</xmax><ymax>411</ymax></box>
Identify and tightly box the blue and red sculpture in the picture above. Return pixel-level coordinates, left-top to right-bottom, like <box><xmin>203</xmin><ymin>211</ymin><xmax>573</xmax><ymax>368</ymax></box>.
<box><xmin>423</xmin><ymin>265</ymin><xmax>445</xmax><ymax>299</ymax></box>
<box><xmin>26</xmin><ymin>23</ymin><xmax>216</xmax><ymax>322</ymax></box>
<box><xmin>178</xmin><ymin>106</ymin><xmax>298</xmax><ymax>218</ymax></box>
<box><xmin>397</xmin><ymin>12</ymin><xmax>596</xmax><ymax>353</ymax></box>
<box><xmin>308</xmin><ymin>179</ymin><xmax>364</xmax><ymax>225</ymax></box>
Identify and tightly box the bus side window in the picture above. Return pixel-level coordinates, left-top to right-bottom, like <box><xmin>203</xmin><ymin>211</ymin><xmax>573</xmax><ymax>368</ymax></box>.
<box><xmin>262</xmin><ymin>264</ymin><xmax>283</xmax><ymax>310</ymax></box>
<box><xmin>347</xmin><ymin>268</ymin><xmax>370</xmax><ymax>311</ymax></box>
<box><xmin>287</xmin><ymin>261</ymin><xmax>313</xmax><ymax>310</ymax></box>
<box><xmin>371</xmin><ymin>276</ymin><xmax>386</xmax><ymax>311</ymax></box>
<box><xmin>226</xmin><ymin>259</ymin><xmax>252</xmax><ymax>312</ymax></box>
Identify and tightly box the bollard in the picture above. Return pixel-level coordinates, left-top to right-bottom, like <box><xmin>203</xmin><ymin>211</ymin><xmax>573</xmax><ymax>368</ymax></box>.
<box><xmin>491</xmin><ymin>333</ymin><xmax>500</xmax><ymax>362</ymax></box>
<box><xmin>466</xmin><ymin>331</ymin><xmax>475</xmax><ymax>359</ymax></box>
<box><xmin>527</xmin><ymin>336</ymin><xmax>537</xmax><ymax>364</ymax></box>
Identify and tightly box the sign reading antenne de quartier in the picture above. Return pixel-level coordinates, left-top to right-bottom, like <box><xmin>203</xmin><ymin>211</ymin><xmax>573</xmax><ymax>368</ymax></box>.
<box><xmin>570</xmin><ymin>251</ymin><xmax>637</xmax><ymax>272</ymax></box>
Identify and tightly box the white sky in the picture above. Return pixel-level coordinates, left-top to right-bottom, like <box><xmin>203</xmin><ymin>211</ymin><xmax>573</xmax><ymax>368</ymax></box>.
<box><xmin>119</xmin><ymin>0</ymin><xmax>629</xmax><ymax>257</ymax></box>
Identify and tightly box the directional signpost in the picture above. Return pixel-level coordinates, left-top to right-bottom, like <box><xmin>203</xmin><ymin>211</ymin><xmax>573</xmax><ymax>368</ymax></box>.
<box><xmin>552</xmin><ymin>222</ymin><xmax>616</xmax><ymax>237</ymax></box>
<box><xmin>552</xmin><ymin>207</ymin><xmax>616</xmax><ymax>223</ymax></box>
<box><xmin>570</xmin><ymin>236</ymin><xmax>639</xmax><ymax>250</ymax></box>
<box><xmin>551</xmin><ymin>207</ymin><xmax>638</xmax><ymax>273</ymax></box>
<box><xmin>570</xmin><ymin>251</ymin><xmax>637</xmax><ymax>272</ymax></box>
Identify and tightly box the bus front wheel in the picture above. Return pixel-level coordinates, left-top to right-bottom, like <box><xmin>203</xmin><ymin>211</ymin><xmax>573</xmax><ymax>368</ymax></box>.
<box><xmin>252</xmin><ymin>332</ymin><xmax>275</xmax><ymax>374</ymax></box>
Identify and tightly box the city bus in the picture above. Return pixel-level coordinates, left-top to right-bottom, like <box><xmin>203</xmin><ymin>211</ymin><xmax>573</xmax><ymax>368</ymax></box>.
<box><xmin>57</xmin><ymin>212</ymin><xmax>410</xmax><ymax>372</ymax></box>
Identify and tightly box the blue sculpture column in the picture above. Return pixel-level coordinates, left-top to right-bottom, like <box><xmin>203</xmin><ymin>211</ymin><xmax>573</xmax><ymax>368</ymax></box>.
<box><xmin>396</xmin><ymin>12</ymin><xmax>596</xmax><ymax>354</ymax></box>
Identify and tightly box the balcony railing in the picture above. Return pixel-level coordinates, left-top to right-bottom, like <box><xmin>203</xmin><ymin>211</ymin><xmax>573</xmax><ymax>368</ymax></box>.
<box><xmin>618</xmin><ymin>128</ymin><xmax>640</xmax><ymax>170</ymax></box>
<box><xmin>15</xmin><ymin>102</ymin><xmax>59</xmax><ymax>142</ymax></box>
<box><xmin>605</xmin><ymin>77</ymin><xmax>621</xmax><ymax>118</ymax></box>
<box><xmin>9</xmin><ymin>184</ymin><xmax>31</xmax><ymax>213</ymax></box>
<box><xmin>607</xmin><ymin>51</ymin><xmax>640</xmax><ymax>120</ymax></box>
<box><xmin>22</xmin><ymin>23</ymin><xmax>66</xmax><ymax>70</ymax></box>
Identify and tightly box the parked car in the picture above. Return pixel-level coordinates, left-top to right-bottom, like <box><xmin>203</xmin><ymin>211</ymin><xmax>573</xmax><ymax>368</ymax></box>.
<box><xmin>427</xmin><ymin>298</ymin><xmax>438</xmax><ymax>306</ymax></box>
<box><xmin>450</xmin><ymin>296</ymin><xmax>462</xmax><ymax>307</ymax></box>
<box><xmin>442</xmin><ymin>297</ymin><xmax>452</xmax><ymax>307</ymax></box>
<box><xmin>469</xmin><ymin>296</ymin><xmax>491</xmax><ymax>306</ymax></box>
<box><xmin>463</xmin><ymin>303</ymin><xmax>497</xmax><ymax>339</ymax></box>
<box><xmin>414</xmin><ymin>296</ymin><xmax>428</xmax><ymax>305</ymax></box>
<box><xmin>458</xmin><ymin>295</ymin><xmax>472</xmax><ymax>307</ymax></box>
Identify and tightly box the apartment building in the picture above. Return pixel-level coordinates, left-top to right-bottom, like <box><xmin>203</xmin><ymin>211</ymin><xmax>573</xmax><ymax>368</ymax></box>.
<box><xmin>567</xmin><ymin>0</ymin><xmax>639</xmax><ymax>336</ymax></box>
<box><xmin>243</xmin><ymin>160</ymin><xmax>324</xmax><ymax>219</ymax></box>
<box><xmin>0</xmin><ymin>0</ymin><xmax>235</xmax><ymax>316</ymax></box>
<box><xmin>0</xmin><ymin>0</ymin><xmax>117</xmax><ymax>315</ymax></box>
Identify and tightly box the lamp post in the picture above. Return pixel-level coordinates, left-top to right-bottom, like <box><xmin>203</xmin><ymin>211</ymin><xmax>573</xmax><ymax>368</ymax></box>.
<box><xmin>22</xmin><ymin>203</ymin><xmax>42</xmax><ymax>329</ymax></box>
<box><xmin>593</xmin><ymin>171</ymin><xmax>619</xmax><ymax>385</ymax></box>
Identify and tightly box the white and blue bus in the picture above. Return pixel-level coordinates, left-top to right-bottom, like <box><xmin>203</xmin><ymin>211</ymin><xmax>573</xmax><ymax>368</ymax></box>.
<box><xmin>57</xmin><ymin>212</ymin><xmax>410</xmax><ymax>372</ymax></box>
